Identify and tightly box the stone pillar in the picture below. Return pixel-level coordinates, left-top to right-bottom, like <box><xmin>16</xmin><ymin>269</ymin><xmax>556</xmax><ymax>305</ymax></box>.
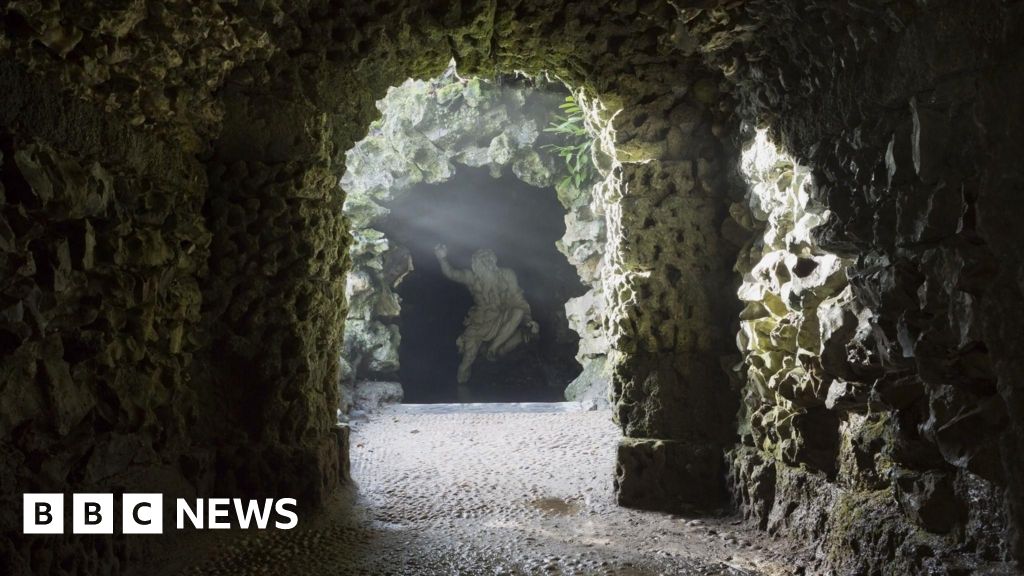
<box><xmin>603</xmin><ymin>75</ymin><xmax>740</xmax><ymax>513</ymax></box>
<box><xmin>200</xmin><ymin>77</ymin><xmax>350</xmax><ymax>505</ymax></box>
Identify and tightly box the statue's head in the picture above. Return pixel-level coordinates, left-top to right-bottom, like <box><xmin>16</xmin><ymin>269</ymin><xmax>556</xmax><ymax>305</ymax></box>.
<box><xmin>471</xmin><ymin>249</ymin><xmax>498</xmax><ymax>275</ymax></box>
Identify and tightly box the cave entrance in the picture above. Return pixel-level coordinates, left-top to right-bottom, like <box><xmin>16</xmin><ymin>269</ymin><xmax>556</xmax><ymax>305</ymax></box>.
<box><xmin>340</xmin><ymin>65</ymin><xmax>610</xmax><ymax>412</ymax></box>
<box><xmin>379</xmin><ymin>166</ymin><xmax>585</xmax><ymax>403</ymax></box>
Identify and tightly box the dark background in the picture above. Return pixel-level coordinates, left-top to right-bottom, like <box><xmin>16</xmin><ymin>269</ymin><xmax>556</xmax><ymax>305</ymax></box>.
<box><xmin>378</xmin><ymin>166</ymin><xmax>585</xmax><ymax>403</ymax></box>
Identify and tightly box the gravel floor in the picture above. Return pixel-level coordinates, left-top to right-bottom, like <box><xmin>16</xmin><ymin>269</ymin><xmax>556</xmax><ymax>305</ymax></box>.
<box><xmin>173</xmin><ymin>405</ymin><xmax>807</xmax><ymax>576</ymax></box>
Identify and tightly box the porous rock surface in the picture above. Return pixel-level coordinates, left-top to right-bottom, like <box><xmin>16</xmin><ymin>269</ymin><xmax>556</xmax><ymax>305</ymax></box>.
<box><xmin>687</xmin><ymin>3</ymin><xmax>1023</xmax><ymax>572</ymax></box>
<box><xmin>351</xmin><ymin>380</ymin><xmax>403</xmax><ymax>413</ymax></box>
<box><xmin>340</xmin><ymin>67</ymin><xmax>611</xmax><ymax>403</ymax></box>
<box><xmin>1</xmin><ymin>1</ymin><xmax>1022</xmax><ymax>574</ymax></box>
<box><xmin>730</xmin><ymin>128</ymin><xmax>1012</xmax><ymax>573</ymax></box>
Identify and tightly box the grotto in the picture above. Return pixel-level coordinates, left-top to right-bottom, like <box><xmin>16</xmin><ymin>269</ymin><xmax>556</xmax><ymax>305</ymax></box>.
<box><xmin>1</xmin><ymin>1</ymin><xmax>1023</xmax><ymax>575</ymax></box>
<box><xmin>338</xmin><ymin>69</ymin><xmax>597</xmax><ymax>406</ymax></box>
<box><xmin>372</xmin><ymin>168</ymin><xmax>584</xmax><ymax>404</ymax></box>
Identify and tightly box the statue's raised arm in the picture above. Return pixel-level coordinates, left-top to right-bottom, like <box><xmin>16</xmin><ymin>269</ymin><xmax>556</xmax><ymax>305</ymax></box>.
<box><xmin>434</xmin><ymin>244</ymin><xmax>472</xmax><ymax>284</ymax></box>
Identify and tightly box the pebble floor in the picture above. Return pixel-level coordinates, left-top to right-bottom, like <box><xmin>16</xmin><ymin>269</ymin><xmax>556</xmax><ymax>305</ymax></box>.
<box><xmin>173</xmin><ymin>405</ymin><xmax>805</xmax><ymax>575</ymax></box>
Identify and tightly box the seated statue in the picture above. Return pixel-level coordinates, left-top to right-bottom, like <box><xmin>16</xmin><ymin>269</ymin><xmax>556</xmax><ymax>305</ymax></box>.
<box><xmin>434</xmin><ymin>244</ymin><xmax>540</xmax><ymax>384</ymax></box>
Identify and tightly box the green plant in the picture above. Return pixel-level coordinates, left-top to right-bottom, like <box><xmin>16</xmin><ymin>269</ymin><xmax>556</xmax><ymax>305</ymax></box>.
<box><xmin>542</xmin><ymin>94</ymin><xmax>596</xmax><ymax>189</ymax></box>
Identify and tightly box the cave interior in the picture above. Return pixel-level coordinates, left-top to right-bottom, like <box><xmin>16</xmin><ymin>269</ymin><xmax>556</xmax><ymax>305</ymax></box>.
<box><xmin>1</xmin><ymin>1</ymin><xmax>1023</xmax><ymax>574</ymax></box>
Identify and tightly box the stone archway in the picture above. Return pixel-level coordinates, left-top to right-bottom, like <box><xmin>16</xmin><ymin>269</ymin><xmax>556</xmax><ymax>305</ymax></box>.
<box><xmin>338</xmin><ymin>65</ymin><xmax>610</xmax><ymax>407</ymax></box>
<box><xmin>203</xmin><ymin>4</ymin><xmax>743</xmax><ymax>515</ymax></box>
<box><xmin>16</xmin><ymin>3</ymin><xmax>1024</xmax><ymax>575</ymax></box>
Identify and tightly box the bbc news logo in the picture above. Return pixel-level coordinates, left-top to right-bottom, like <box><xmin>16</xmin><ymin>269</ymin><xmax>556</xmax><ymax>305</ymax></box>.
<box><xmin>23</xmin><ymin>494</ymin><xmax>298</xmax><ymax>534</ymax></box>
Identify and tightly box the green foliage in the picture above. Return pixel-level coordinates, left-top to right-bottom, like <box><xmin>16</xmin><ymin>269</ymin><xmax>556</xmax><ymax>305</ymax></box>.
<box><xmin>542</xmin><ymin>95</ymin><xmax>596</xmax><ymax>190</ymax></box>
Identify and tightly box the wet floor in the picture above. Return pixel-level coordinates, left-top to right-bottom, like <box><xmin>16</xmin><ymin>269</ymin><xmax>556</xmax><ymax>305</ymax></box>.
<box><xmin>173</xmin><ymin>405</ymin><xmax>805</xmax><ymax>575</ymax></box>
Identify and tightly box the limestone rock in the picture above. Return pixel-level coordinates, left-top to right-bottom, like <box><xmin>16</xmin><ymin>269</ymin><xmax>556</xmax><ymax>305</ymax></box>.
<box><xmin>353</xmin><ymin>381</ymin><xmax>404</xmax><ymax>413</ymax></box>
<box><xmin>615</xmin><ymin>438</ymin><xmax>726</xmax><ymax>514</ymax></box>
<box><xmin>340</xmin><ymin>65</ymin><xmax>607</xmax><ymax>400</ymax></box>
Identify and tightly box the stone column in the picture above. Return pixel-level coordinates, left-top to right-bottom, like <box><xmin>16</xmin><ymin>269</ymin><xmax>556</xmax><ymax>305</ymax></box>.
<box><xmin>603</xmin><ymin>73</ymin><xmax>740</xmax><ymax>513</ymax></box>
<box><xmin>200</xmin><ymin>75</ymin><xmax>350</xmax><ymax>505</ymax></box>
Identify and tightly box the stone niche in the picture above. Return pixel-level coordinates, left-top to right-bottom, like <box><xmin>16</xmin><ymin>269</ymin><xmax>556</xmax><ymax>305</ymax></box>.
<box><xmin>339</xmin><ymin>65</ymin><xmax>611</xmax><ymax>406</ymax></box>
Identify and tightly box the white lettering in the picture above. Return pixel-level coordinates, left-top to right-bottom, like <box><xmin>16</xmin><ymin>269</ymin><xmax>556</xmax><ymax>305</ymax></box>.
<box><xmin>208</xmin><ymin>498</ymin><xmax>231</xmax><ymax>529</ymax></box>
<box><xmin>274</xmin><ymin>498</ymin><xmax>298</xmax><ymax>529</ymax></box>
<box><xmin>233</xmin><ymin>498</ymin><xmax>274</xmax><ymax>529</ymax></box>
<box><xmin>176</xmin><ymin>498</ymin><xmax>204</xmax><ymax>529</ymax></box>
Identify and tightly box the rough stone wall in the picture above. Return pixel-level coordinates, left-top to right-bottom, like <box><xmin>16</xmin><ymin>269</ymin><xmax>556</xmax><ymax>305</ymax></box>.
<box><xmin>1</xmin><ymin>1</ymin><xmax>1021</xmax><ymax>574</ymax></box>
<box><xmin>684</xmin><ymin>0</ymin><xmax>1023</xmax><ymax>572</ymax></box>
<box><xmin>339</xmin><ymin>68</ymin><xmax>610</xmax><ymax>403</ymax></box>
<box><xmin>732</xmin><ymin>129</ymin><xmax>855</xmax><ymax>481</ymax></box>
<box><xmin>0</xmin><ymin>2</ymin><xmax>341</xmax><ymax>573</ymax></box>
<box><xmin>201</xmin><ymin>80</ymin><xmax>348</xmax><ymax>503</ymax></box>
<box><xmin>0</xmin><ymin>58</ymin><xmax>211</xmax><ymax>573</ymax></box>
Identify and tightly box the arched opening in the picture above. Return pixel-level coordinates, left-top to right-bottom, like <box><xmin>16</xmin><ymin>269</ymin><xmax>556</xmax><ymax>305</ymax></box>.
<box><xmin>0</xmin><ymin>17</ymin><xmax>755</xmax><ymax>570</ymax></box>
<box><xmin>339</xmin><ymin>67</ymin><xmax>609</xmax><ymax>410</ymax></box>
<box><xmin>10</xmin><ymin>3</ymin><xmax>1017</xmax><ymax>574</ymax></box>
<box><xmin>305</xmin><ymin>56</ymin><xmax>752</xmax><ymax>573</ymax></box>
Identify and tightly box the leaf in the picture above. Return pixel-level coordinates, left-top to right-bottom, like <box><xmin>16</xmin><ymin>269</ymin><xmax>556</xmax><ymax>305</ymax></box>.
<box><xmin>544</xmin><ymin>92</ymin><xmax>595</xmax><ymax>190</ymax></box>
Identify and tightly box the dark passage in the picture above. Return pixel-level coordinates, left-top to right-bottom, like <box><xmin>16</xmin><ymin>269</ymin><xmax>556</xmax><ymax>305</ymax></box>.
<box><xmin>378</xmin><ymin>167</ymin><xmax>585</xmax><ymax>403</ymax></box>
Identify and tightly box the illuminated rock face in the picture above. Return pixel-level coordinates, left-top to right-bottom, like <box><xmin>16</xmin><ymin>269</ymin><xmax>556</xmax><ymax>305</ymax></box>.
<box><xmin>1</xmin><ymin>1</ymin><xmax>1022</xmax><ymax>574</ymax></box>
<box><xmin>733</xmin><ymin>131</ymin><xmax>853</xmax><ymax>473</ymax></box>
<box><xmin>339</xmin><ymin>68</ymin><xmax>611</xmax><ymax>403</ymax></box>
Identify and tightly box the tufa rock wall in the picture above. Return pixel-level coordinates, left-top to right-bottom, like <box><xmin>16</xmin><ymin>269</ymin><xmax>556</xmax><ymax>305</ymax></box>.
<box><xmin>339</xmin><ymin>67</ymin><xmax>610</xmax><ymax>404</ymax></box>
<box><xmin>0</xmin><ymin>60</ymin><xmax>211</xmax><ymax>573</ymax></box>
<box><xmin>594</xmin><ymin>67</ymin><xmax>743</xmax><ymax>512</ymax></box>
<box><xmin>1</xmin><ymin>1</ymin><xmax>1021</xmax><ymax>574</ymax></box>
<box><xmin>685</xmin><ymin>0</ymin><xmax>1023</xmax><ymax>572</ymax></box>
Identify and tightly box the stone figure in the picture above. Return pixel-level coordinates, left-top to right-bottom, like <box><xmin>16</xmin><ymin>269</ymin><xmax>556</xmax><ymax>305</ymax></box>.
<box><xmin>434</xmin><ymin>244</ymin><xmax>540</xmax><ymax>384</ymax></box>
